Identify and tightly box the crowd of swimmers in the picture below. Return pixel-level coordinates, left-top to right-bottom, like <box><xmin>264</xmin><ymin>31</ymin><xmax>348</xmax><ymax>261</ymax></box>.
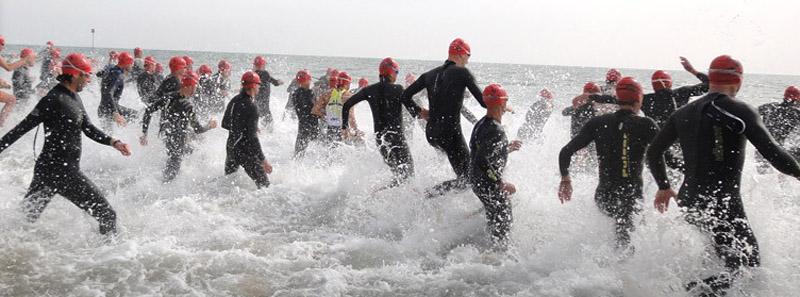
<box><xmin>1</xmin><ymin>35</ymin><xmax>799</xmax><ymax>296</ymax></box>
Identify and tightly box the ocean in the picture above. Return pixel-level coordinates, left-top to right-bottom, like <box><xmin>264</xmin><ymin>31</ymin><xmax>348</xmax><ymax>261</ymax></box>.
<box><xmin>0</xmin><ymin>45</ymin><xmax>798</xmax><ymax>296</ymax></box>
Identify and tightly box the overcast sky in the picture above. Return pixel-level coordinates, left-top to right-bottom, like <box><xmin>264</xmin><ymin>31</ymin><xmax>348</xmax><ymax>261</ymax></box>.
<box><xmin>1</xmin><ymin>0</ymin><xmax>797</xmax><ymax>75</ymax></box>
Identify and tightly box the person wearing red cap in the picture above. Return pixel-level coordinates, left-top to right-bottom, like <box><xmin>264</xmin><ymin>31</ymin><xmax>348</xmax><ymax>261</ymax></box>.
<box><xmin>340</xmin><ymin>58</ymin><xmax>415</xmax><ymax>188</ymax></box>
<box><xmin>312</xmin><ymin>71</ymin><xmax>360</xmax><ymax>143</ymax></box>
<box><xmin>643</xmin><ymin>57</ymin><xmax>709</xmax><ymax>128</ymax></box>
<box><xmin>602</xmin><ymin>68</ymin><xmax>622</xmax><ymax>96</ymax></box>
<box><xmin>35</xmin><ymin>48</ymin><xmax>62</xmax><ymax>96</ymax></box>
<box><xmin>221</xmin><ymin>71</ymin><xmax>273</xmax><ymax>188</ymax></box>
<box><xmin>205</xmin><ymin>60</ymin><xmax>232</xmax><ymax>115</ymax></box>
<box><xmin>130</xmin><ymin>47</ymin><xmax>145</xmax><ymax>81</ymax></box>
<box><xmin>140</xmin><ymin>56</ymin><xmax>188</xmax><ymax>140</ymax></box>
<box><xmin>354</xmin><ymin>77</ymin><xmax>369</xmax><ymax>93</ymax></box>
<box><xmin>0</xmin><ymin>36</ymin><xmax>37</xmax><ymax>126</ymax></box>
<box><xmin>155</xmin><ymin>63</ymin><xmax>165</xmax><ymax>81</ymax></box>
<box><xmin>559</xmin><ymin>77</ymin><xmax>658</xmax><ymax>251</ymax></box>
<box><xmin>252</xmin><ymin>55</ymin><xmax>284</xmax><ymax>130</ymax></box>
<box><xmin>517</xmin><ymin>88</ymin><xmax>555</xmax><ymax>141</ymax></box>
<box><xmin>141</xmin><ymin>72</ymin><xmax>218</xmax><ymax>182</ymax></box>
<box><xmin>468</xmin><ymin>83</ymin><xmax>521</xmax><ymax>250</ymax></box>
<box><xmin>98</xmin><ymin>51</ymin><xmax>138</xmax><ymax>131</ymax></box>
<box><xmin>11</xmin><ymin>48</ymin><xmax>37</xmax><ymax>107</ymax></box>
<box><xmin>95</xmin><ymin>50</ymin><xmax>119</xmax><ymax>80</ymax></box>
<box><xmin>647</xmin><ymin>55</ymin><xmax>800</xmax><ymax>296</ymax></box>
<box><xmin>559</xmin><ymin>82</ymin><xmax>604</xmax><ymax>172</ymax></box>
<box><xmin>399</xmin><ymin>38</ymin><xmax>487</xmax><ymax>198</ymax></box>
<box><xmin>136</xmin><ymin>56</ymin><xmax>160</xmax><ymax>104</ymax></box>
<box><xmin>195</xmin><ymin>64</ymin><xmax>216</xmax><ymax>118</ymax></box>
<box><xmin>290</xmin><ymin>69</ymin><xmax>320</xmax><ymax>158</ymax></box>
<box><xmin>754</xmin><ymin>86</ymin><xmax>800</xmax><ymax>173</ymax></box>
<box><xmin>0</xmin><ymin>52</ymin><xmax>132</xmax><ymax>236</ymax></box>
<box><xmin>182</xmin><ymin>56</ymin><xmax>194</xmax><ymax>72</ymax></box>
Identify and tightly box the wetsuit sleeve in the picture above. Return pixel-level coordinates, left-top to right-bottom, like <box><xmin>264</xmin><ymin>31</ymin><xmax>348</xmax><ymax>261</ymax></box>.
<box><xmin>341</xmin><ymin>89</ymin><xmax>367</xmax><ymax>130</ymax></box>
<box><xmin>267</xmin><ymin>72</ymin><xmax>281</xmax><ymax>86</ymax></box>
<box><xmin>675</xmin><ymin>72</ymin><xmax>710</xmax><ymax>99</ymax></box>
<box><xmin>461</xmin><ymin>107</ymin><xmax>478</xmax><ymax>124</ymax></box>
<box><xmin>81</xmin><ymin>110</ymin><xmax>114</xmax><ymax>145</ymax></box>
<box><xmin>399</xmin><ymin>75</ymin><xmax>425</xmax><ymax>117</ymax></box>
<box><xmin>0</xmin><ymin>100</ymin><xmax>47</xmax><ymax>153</ymax></box>
<box><xmin>141</xmin><ymin>96</ymin><xmax>170</xmax><ymax>135</ymax></box>
<box><xmin>558</xmin><ymin>119</ymin><xmax>597</xmax><ymax>176</ymax></box>
<box><xmin>108</xmin><ymin>72</ymin><xmax>124</xmax><ymax>113</ymax></box>
<box><xmin>646</xmin><ymin>116</ymin><xmax>679</xmax><ymax>189</ymax></box>
<box><xmin>743</xmin><ymin>107</ymin><xmax>800</xmax><ymax>177</ymax></box>
<box><xmin>562</xmin><ymin>106</ymin><xmax>575</xmax><ymax>116</ymax></box>
<box><xmin>464</xmin><ymin>70</ymin><xmax>485</xmax><ymax>108</ymax></box>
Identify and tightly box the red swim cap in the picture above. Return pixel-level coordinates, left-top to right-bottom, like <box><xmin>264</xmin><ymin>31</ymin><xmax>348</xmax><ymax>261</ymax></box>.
<box><xmin>651</xmin><ymin>70</ymin><xmax>672</xmax><ymax>91</ymax></box>
<box><xmin>61</xmin><ymin>53</ymin><xmax>93</xmax><ymax>76</ymax></box>
<box><xmin>20</xmin><ymin>48</ymin><xmax>34</xmax><ymax>59</ymax></box>
<box><xmin>483</xmin><ymin>83</ymin><xmax>509</xmax><ymax>107</ymax></box>
<box><xmin>0</xmin><ymin>35</ymin><xmax>5</xmax><ymax>46</ymax></box>
<box><xmin>784</xmin><ymin>86</ymin><xmax>800</xmax><ymax>101</ymax></box>
<box><xmin>606</xmin><ymin>68</ymin><xmax>621</xmax><ymax>83</ymax></box>
<box><xmin>109</xmin><ymin>50</ymin><xmax>118</xmax><ymax>59</ymax></box>
<box><xmin>198</xmin><ymin>64</ymin><xmax>212</xmax><ymax>76</ymax></box>
<box><xmin>169</xmin><ymin>56</ymin><xmax>187</xmax><ymax>73</ymax></box>
<box><xmin>449</xmin><ymin>38</ymin><xmax>471</xmax><ymax>56</ymax></box>
<box><xmin>46</xmin><ymin>41</ymin><xmax>54</xmax><ymax>46</ymax></box>
<box><xmin>379</xmin><ymin>57</ymin><xmax>400</xmax><ymax>76</ymax></box>
<box><xmin>181</xmin><ymin>71</ymin><xmax>199</xmax><ymax>88</ymax></box>
<box><xmin>295</xmin><ymin>69</ymin><xmax>312</xmax><ymax>84</ymax></box>
<box><xmin>337</xmin><ymin>71</ymin><xmax>352</xmax><ymax>88</ymax></box>
<box><xmin>328</xmin><ymin>69</ymin><xmax>340</xmax><ymax>87</ymax></box>
<box><xmin>182</xmin><ymin>56</ymin><xmax>193</xmax><ymax>66</ymax></box>
<box><xmin>615</xmin><ymin>77</ymin><xmax>643</xmax><ymax>104</ymax></box>
<box><xmin>539</xmin><ymin>88</ymin><xmax>553</xmax><ymax>100</ymax></box>
<box><xmin>218</xmin><ymin>60</ymin><xmax>231</xmax><ymax>71</ymax></box>
<box><xmin>253</xmin><ymin>56</ymin><xmax>266</xmax><ymax>68</ymax></box>
<box><xmin>708</xmin><ymin>55</ymin><xmax>743</xmax><ymax>85</ymax></box>
<box><xmin>144</xmin><ymin>56</ymin><xmax>156</xmax><ymax>67</ymax></box>
<box><xmin>358</xmin><ymin>78</ymin><xmax>369</xmax><ymax>88</ymax></box>
<box><xmin>241</xmin><ymin>71</ymin><xmax>262</xmax><ymax>89</ymax></box>
<box><xmin>583</xmin><ymin>82</ymin><xmax>601</xmax><ymax>94</ymax></box>
<box><xmin>134</xmin><ymin>47</ymin><xmax>142</xmax><ymax>57</ymax></box>
<box><xmin>117</xmin><ymin>52</ymin><xmax>134</xmax><ymax>68</ymax></box>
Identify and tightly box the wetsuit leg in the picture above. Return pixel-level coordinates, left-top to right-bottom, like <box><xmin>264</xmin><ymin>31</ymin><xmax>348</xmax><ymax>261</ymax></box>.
<box><xmin>57</xmin><ymin>171</ymin><xmax>117</xmax><ymax>234</ymax></box>
<box><xmin>240</xmin><ymin>156</ymin><xmax>270</xmax><ymax>189</ymax></box>
<box><xmin>294</xmin><ymin>124</ymin><xmax>314</xmax><ymax>158</ymax></box>
<box><xmin>594</xmin><ymin>184</ymin><xmax>642</xmax><ymax>249</ymax></box>
<box><xmin>378</xmin><ymin>133</ymin><xmax>414</xmax><ymax>187</ymax></box>
<box><xmin>163</xmin><ymin>137</ymin><xmax>185</xmax><ymax>182</ymax></box>
<box><xmin>474</xmin><ymin>188</ymin><xmax>512</xmax><ymax>251</ymax></box>
<box><xmin>425</xmin><ymin>125</ymin><xmax>470</xmax><ymax>197</ymax></box>
<box><xmin>682</xmin><ymin>193</ymin><xmax>760</xmax><ymax>295</ymax></box>
<box><xmin>224</xmin><ymin>148</ymin><xmax>240</xmax><ymax>175</ymax></box>
<box><xmin>21</xmin><ymin>172</ymin><xmax>58</xmax><ymax>223</ymax></box>
<box><xmin>117</xmin><ymin>105</ymin><xmax>139</xmax><ymax>120</ymax></box>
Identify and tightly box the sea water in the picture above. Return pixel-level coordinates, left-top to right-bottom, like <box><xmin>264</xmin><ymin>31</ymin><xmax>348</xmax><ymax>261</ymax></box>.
<box><xmin>0</xmin><ymin>46</ymin><xmax>798</xmax><ymax>296</ymax></box>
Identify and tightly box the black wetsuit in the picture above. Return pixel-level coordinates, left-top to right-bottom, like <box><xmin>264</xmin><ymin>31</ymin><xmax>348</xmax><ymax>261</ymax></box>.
<box><xmin>469</xmin><ymin>116</ymin><xmax>511</xmax><ymax>249</ymax></box>
<box><xmin>642</xmin><ymin>73</ymin><xmax>709</xmax><ymax>127</ymax></box>
<box><xmin>157</xmin><ymin>92</ymin><xmax>211</xmax><ymax>181</ymax></box>
<box><xmin>343</xmin><ymin>80</ymin><xmax>414</xmax><ymax>186</ymax></box>
<box><xmin>284</xmin><ymin>79</ymin><xmax>300</xmax><ymax>119</ymax></box>
<box><xmin>12</xmin><ymin>66</ymin><xmax>35</xmax><ymax>104</ymax></box>
<box><xmin>195</xmin><ymin>75</ymin><xmax>216</xmax><ymax>118</ymax></box>
<box><xmin>646</xmin><ymin>93</ymin><xmax>800</xmax><ymax>294</ymax></box>
<box><xmin>291</xmin><ymin>87</ymin><xmax>319</xmax><ymax>157</ymax></box>
<box><xmin>757</xmin><ymin>101</ymin><xmax>800</xmax><ymax>166</ymax></box>
<box><xmin>36</xmin><ymin>62</ymin><xmax>58</xmax><ymax>93</ymax></box>
<box><xmin>136</xmin><ymin>72</ymin><xmax>159</xmax><ymax>104</ymax></box>
<box><xmin>222</xmin><ymin>91</ymin><xmax>269</xmax><ymax>188</ymax></box>
<box><xmin>207</xmin><ymin>72</ymin><xmax>230</xmax><ymax>114</ymax></box>
<box><xmin>99</xmin><ymin>65</ymin><xmax>138</xmax><ymax>129</ymax></box>
<box><xmin>400</xmin><ymin>60</ymin><xmax>486</xmax><ymax>197</ymax></box>
<box><xmin>0</xmin><ymin>84</ymin><xmax>117</xmax><ymax>234</ymax></box>
<box><xmin>253</xmin><ymin>69</ymin><xmax>281</xmax><ymax>127</ymax></box>
<box><xmin>517</xmin><ymin>99</ymin><xmax>553</xmax><ymax>141</ymax></box>
<box><xmin>142</xmin><ymin>74</ymin><xmax>181</xmax><ymax>135</ymax></box>
<box><xmin>560</xmin><ymin>109</ymin><xmax>659</xmax><ymax>248</ymax></box>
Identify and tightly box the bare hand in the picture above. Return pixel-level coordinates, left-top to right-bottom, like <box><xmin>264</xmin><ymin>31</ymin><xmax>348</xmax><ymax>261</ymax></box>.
<box><xmin>508</xmin><ymin>140</ymin><xmax>523</xmax><ymax>153</ymax></box>
<box><xmin>113</xmin><ymin>140</ymin><xmax>132</xmax><ymax>156</ymax></box>
<box><xmin>139</xmin><ymin>135</ymin><xmax>148</xmax><ymax>146</ymax></box>
<box><xmin>277</xmin><ymin>80</ymin><xmax>284</xmax><ymax>86</ymax></box>
<box><xmin>208</xmin><ymin>119</ymin><xmax>218</xmax><ymax>129</ymax></box>
<box><xmin>558</xmin><ymin>180</ymin><xmax>573</xmax><ymax>204</ymax></box>
<box><xmin>0</xmin><ymin>79</ymin><xmax>10</xmax><ymax>89</ymax></box>
<box><xmin>262</xmin><ymin>160</ymin><xmax>273</xmax><ymax>174</ymax></box>
<box><xmin>341</xmin><ymin>129</ymin><xmax>351</xmax><ymax>140</ymax></box>
<box><xmin>113</xmin><ymin>113</ymin><xmax>127</xmax><ymax>127</ymax></box>
<box><xmin>502</xmin><ymin>182</ymin><xmax>516</xmax><ymax>195</ymax></box>
<box><xmin>419</xmin><ymin>108</ymin><xmax>430</xmax><ymax>120</ymax></box>
<box><xmin>654</xmin><ymin>189</ymin><xmax>677</xmax><ymax>213</ymax></box>
<box><xmin>680</xmin><ymin>57</ymin><xmax>697</xmax><ymax>74</ymax></box>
